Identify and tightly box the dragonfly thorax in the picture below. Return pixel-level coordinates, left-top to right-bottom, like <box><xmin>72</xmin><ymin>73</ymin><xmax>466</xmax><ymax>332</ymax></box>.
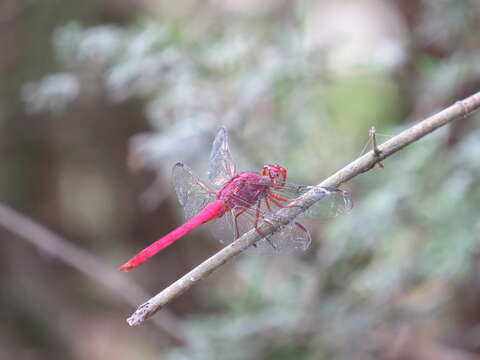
<box><xmin>216</xmin><ymin>172</ymin><xmax>272</xmax><ymax>210</ymax></box>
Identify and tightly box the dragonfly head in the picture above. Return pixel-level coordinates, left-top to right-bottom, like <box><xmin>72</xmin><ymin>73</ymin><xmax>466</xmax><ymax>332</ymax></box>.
<box><xmin>262</xmin><ymin>164</ymin><xmax>287</xmax><ymax>188</ymax></box>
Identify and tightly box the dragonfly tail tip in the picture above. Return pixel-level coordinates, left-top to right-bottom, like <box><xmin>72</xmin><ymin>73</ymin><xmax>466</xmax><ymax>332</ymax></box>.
<box><xmin>119</xmin><ymin>261</ymin><xmax>135</xmax><ymax>271</ymax></box>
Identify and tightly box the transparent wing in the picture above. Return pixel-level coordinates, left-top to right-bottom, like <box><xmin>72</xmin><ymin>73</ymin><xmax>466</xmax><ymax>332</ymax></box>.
<box><xmin>209</xmin><ymin>209</ymin><xmax>236</xmax><ymax>245</ymax></box>
<box><xmin>239</xmin><ymin>204</ymin><xmax>311</xmax><ymax>253</ymax></box>
<box><xmin>259</xmin><ymin>221</ymin><xmax>312</xmax><ymax>253</ymax></box>
<box><xmin>209</xmin><ymin>206</ymin><xmax>257</xmax><ymax>245</ymax></box>
<box><xmin>270</xmin><ymin>184</ymin><xmax>353</xmax><ymax>219</ymax></box>
<box><xmin>208</xmin><ymin>127</ymin><xmax>236</xmax><ymax>186</ymax></box>
<box><xmin>172</xmin><ymin>162</ymin><xmax>215</xmax><ymax>220</ymax></box>
<box><xmin>209</xmin><ymin>196</ymin><xmax>311</xmax><ymax>253</ymax></box>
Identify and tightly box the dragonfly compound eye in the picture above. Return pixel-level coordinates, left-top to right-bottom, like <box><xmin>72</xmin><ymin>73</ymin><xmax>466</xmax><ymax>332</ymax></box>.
<box><xmin>261</xmin><ymin>164</ymin><xmax>287</xmax><ymax>187</ymax></box>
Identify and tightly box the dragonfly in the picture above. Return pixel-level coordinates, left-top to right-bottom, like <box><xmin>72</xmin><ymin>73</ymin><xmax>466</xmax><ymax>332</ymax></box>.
<box><xmin>119</xmin><ymin>127</ymin><xmax>352</xmax><ymax>271</ymax></box>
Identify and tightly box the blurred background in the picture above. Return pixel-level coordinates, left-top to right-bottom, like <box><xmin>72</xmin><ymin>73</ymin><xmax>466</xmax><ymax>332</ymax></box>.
<box><xmin>1</xmin><ymin>0</ymin><xmax>480</xmax><ymax>359</ymax></box>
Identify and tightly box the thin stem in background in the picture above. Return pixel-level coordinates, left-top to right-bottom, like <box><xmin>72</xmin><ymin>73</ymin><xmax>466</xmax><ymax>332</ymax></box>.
<box><xmin>0</xmin><ymin>203</ymin><xmax>187</xmax><ymax>344</ymax></box>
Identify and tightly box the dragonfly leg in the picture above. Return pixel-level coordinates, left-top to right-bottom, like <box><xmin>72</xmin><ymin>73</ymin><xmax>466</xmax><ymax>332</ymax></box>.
<box><xmin>268</xmin><ymin>191</ymin><xmax>309</xmax><ymax>212</ymax></box>
<box><xmin>266</xmin><ymin>196</ymin><xmax>297</xmax><ymax>219</ymax></box>
<box><xmin>267</xmin><ymin>195</ymin><xmax>288</xmax><ymax>208</ymax></box>
<box><xmin>268</xmin><ymin>192</ymin><xmax>308</xmax><ymax>213</ymax></box>
<box><xmin>265</xmin><ymin>196</ymin><xmax>272</xmax><ymax>211</ymax></box>
<box><xmin>269</xmin><ymin>191</ymin><xmax>295</xmax><ymax>202</ymax></box>
<box><xmin>233</xmin><ymin>208</ymin><xmax>247</xmax><ymax>239</ymax></box>
<box><xmin>254</xmin><ymin>199</ymin><xmax>277</xmax><ymax>251</ymax></box>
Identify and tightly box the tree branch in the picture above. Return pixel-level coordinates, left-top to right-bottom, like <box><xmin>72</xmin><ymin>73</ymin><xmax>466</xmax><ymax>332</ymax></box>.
<box><xmin>127</xmin><ymin>91</ymin><xmax>480</xmax><ymax>326</ymax></box>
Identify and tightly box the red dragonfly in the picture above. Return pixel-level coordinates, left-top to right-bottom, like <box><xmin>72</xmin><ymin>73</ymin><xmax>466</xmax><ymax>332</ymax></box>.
<box><xmin>120</xmin><ymin>127</ymin><xmax>352</xmax><ymax>271</ymax></box>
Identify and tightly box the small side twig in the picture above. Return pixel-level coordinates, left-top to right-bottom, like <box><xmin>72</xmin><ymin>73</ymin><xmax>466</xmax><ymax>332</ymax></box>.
<box><xmin>369</xmin><ymin>126</ymin><xmax>384</xmax><ymax>168</ymax></box>
<box><xmin>370</xmin><ymin>126</ymin><xmax>381</xmax><ymax>157</ymax></box>
<box><xmin>128</xmin><ymin>91</ymin><xmax>480</xmax><ymax>326</ymax></box>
